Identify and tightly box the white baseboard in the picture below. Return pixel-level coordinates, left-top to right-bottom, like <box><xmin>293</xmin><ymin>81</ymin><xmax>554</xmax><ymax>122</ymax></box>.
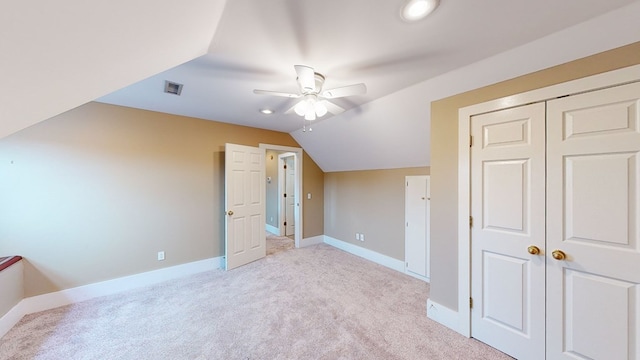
<box><xmin>323</xmin><ymin>236</ymin><xmax>405</xmax><ymax>273</ymax></box>
<box><xmin>0</xmin><ymin>256</ymin><xmax>222</xmax><ymax>339</ymax></box>
<box><xmin>426</xmin><ymin>299</ymin><xmax>461</xmax><ymax>334</ymax></box>
<box><xmin>405</xmin><ymin>269</ymin><xmax>430</xmax><ymax>283</ymax></box>
<box><xmin>0</xmin><ymin>300</ymin><xmax>26</xmax><ymax>340</ymax></box>
<box><xmin>265</xmin><ymin>224</ymin><xmax>280</xmax><ymax>235</ymax></box>
<box><xmin>300</xmin><ymin>235</ymin><xmax>324</xmax><ymax>247</ymax></box>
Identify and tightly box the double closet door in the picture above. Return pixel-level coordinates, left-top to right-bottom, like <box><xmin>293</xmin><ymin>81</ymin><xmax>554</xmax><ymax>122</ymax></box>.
<box><xmin>470</xmin><ymin>81</ymin><xmax>640</xmax><ymax>360</ymax></box>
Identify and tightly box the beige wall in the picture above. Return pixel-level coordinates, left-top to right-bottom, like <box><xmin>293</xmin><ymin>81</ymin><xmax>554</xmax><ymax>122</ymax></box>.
<box><xmin>0</xmin><ymin>102</ymin><xmax>324</xmax><ymax>297</ymax></box>
<box><xmin>324</xmin><ymin>167</ymin><xmax>429</xmax><ymax>260</ymax></box>
<box><xmin>430</xmin><ymin>41</ymin><xmax>640</xmax><ymax>310</ymax></box>
<box><xmin>303</xmin><ymin>152</ymin><xmax>325</xmax><ymax>237</ymax></box>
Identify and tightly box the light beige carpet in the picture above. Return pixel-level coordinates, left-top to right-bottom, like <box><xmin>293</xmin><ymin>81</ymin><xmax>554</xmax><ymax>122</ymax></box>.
<box><xmin>266</xmin><ymin>232</ymin><xmax>295</xmax><ymax>256</ymax></box>
<box><xmin>0</xmin><ymin>244</ymin><xmax>512</xmax><ymax>359</ymax></box>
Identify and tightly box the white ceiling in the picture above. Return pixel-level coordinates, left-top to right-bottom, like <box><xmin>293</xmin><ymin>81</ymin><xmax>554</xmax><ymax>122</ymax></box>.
<box><xmin>1</xmin><ymin>0</ymin><xmax>226</xmax><ymax>140</ymax></box>
<box><xmin>13</xmin><ymin>0</ymin><xmax>639</xmax><ymax>172</ymax></box>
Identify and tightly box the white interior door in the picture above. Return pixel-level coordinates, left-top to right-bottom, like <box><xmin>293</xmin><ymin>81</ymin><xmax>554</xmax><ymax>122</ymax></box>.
<box><xmin>470</xmin><ymin>103</ymin><xmax>546</xmax><ymax>360</ymax></box>
<box><xmin>285</xmin><ymin>157</ymin><xmax>295</xmax><ymax>236</ymax></box>
<box><xmin>225</xmin><ymin>143</ymin><xmax>266</xmax><ymax>270</ymax></box>
<box><xmin>405</xmin><ymin>175</ymin><xmax>430</xmax><ymax>279</ymax></box>
<box><xmin>546</xmin><ymin>81</ymin><xmax>640</xmax><ymax>360</ymax></box>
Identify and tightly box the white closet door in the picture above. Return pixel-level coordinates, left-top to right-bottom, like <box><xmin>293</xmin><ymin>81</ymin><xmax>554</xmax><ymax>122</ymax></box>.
<box><xmin>470</xmin><ymin>103</ymin><xmax>546</xmax><ymax>360</ymax></box>
<box><xmin>405</xmin><ymin>175</ymin><xmax>430</xmax><ymax>279</ymax></box>
<box><xmin>546</xmin><ymin>81</ymin><xmax>640</xmax><ymax>360</ymax></box>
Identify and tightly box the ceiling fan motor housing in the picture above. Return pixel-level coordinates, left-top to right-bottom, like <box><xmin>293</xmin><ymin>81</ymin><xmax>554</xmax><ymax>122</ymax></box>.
<box><xmin>297</xmin><ymin>72</ymin><xmax>325</xmax><ymax>94</ymax></box>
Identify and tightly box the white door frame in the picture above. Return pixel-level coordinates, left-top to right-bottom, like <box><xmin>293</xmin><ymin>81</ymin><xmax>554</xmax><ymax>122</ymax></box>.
<box><xmin>260</xmin><ymin>144</ymin><xmax>303</xmax><ymax>248</ymax></box>
<box><xmin>455</xmin><ymin>64</ymin><xmax>640</xmax><ymax>337</ymax></box>
<box><xmin>278</xmin><ymin>152</ymin><xmax>296</xmax><ymax>237</ymax></box>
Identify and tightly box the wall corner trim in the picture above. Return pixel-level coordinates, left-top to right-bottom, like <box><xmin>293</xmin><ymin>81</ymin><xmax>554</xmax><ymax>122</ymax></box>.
<box><xmin>266</xmin><ymin>224</ymin><xmax>280</xmax><ymax>235</ymax></box>
<box><xmin>323</xmin><ymin>235</ymin><xmax>405</xmax><ymax>273</ymax></box>
<box><xmin>426</xmin><ymin>299</ymin><xmax>462</xmax><ymax>335</ymax></box>
<box><xmin>300</xmin><ymin>235</ymin><xmax>324</xmax><ymax>247</ymax></box>
<box><xmin>0</xmin><ymin>256</ymin><xmax>222</xmax><ymax>339</ymax></box>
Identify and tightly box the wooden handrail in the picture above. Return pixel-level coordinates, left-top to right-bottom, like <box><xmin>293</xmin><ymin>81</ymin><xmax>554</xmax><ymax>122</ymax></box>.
<box><xmin>0</xmin><ymin>256</ymin><xmax>22</xmax><ymax>272</ymax></box>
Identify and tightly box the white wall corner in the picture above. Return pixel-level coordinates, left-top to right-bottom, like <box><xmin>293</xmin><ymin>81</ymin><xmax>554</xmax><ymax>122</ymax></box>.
<box><xmin>323</xmin><ymin>235</ymin><xmax>405</xmax><ymax>273</ymax></box>
<box><xmin>426</xmin><ymin>299</ymin><xmax>462</xmax><ymax>335</ymax></box>
<box><xmin>0</xmin><ymin>256</ymin><xmax>222</xmax><ymax>339</ymax></box>
<box><xmin>266</xmin><ymin>224</ymin><xmax>280</xmax><ymax>235</ymax></box>
<box><xmin>299</xmin><ymin>235</ymin><xmax>324</xmax><ymax>247</ymax></box>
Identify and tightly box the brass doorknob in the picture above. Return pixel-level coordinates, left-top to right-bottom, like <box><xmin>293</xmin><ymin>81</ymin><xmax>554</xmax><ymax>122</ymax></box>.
<box><xmin>227</xmin><ymin>210</ymin><xmax>234</xmax><ymax>216</ymax></box>
<box><xmin>552</xmin><ymin>250</ymin><xmax>566</xmax><ymax>260</ymax></box>
<box><xmin>527</xmin><ymin>246</ymin><xmax>540</xmax><ymax>255</ymax></box>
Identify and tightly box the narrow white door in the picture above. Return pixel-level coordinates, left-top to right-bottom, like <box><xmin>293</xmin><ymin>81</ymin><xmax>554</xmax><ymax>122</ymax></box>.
<box><xmin>405</xmin><ymin>175</ymin><xmax>430</xmax><ymax>279</ymax></box>
<box><xmin>285</xmin><ymin>157</ymin><xmax>295</xmax><ymax>236</ymax></box>
<box><xmin>225</xmin><ymin>143</ymin><xmax>266</xmax><ymax>270</ymax></box>
<box><xmin>470</xmin><ymin>103</ymin><xmax>546</xmax><ymax>360</ymax></box>
<box><xmin>546</xmin><ymin>81</ymin><xmax>640</xmax><ymax>360</ymax></box>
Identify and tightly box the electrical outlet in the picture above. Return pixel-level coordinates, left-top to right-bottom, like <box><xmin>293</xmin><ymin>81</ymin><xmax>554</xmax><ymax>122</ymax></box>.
<box><xmin>360</xmin><ymin>234</ymin><xmax>365</xmax><ymax>241</ymax></box>
<box><xmin>157</xmin><ymin>251</ymin><xmax>165</xmax><ymax>261</ymax></box>
<box><xmin>355</xmin><ymin>233</ymin><xmax>360</xmax><ymax>240</ymax></box>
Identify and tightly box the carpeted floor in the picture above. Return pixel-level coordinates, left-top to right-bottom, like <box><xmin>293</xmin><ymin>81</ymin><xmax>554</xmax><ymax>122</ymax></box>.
<box><xmin>266</xmin><ymin>232</ymin><xmax>295</xmax><ymax>256</ymax></box>
<box><xmin>0</xmin><ymin>244</ymin><xmax>512</xmax><ymax>359</ymax></box>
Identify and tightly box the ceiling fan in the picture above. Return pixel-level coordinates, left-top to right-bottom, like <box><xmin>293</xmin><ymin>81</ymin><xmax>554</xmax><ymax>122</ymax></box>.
<box><xmin>253</xmin><ymin>65</ymin><xmax>367</xmax><ymax>122</ymax></box>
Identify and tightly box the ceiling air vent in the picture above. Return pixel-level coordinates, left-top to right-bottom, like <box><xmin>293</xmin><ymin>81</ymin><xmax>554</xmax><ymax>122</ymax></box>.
<box><xmin>164</xmin><ymin>80</ymin><xmax>183</xmax><ymax>96</ymax></box>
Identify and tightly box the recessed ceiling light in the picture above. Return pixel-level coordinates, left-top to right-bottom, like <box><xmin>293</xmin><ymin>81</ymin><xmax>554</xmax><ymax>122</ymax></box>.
<box><xmin>260</xmin><ymin>109</ymin><xmax>274</xmax><ymax>115</ymax></box>
<box><xmin>401</xmin><ymin>0</ymin><xmax>439</xmax><ymax>22</ymax></box>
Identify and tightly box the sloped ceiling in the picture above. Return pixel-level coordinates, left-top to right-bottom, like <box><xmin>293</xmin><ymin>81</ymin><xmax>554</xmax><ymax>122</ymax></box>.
<box><xmin>4</xmin><ymin>0</ymin><xmax>640</xmax><ymax>172</ymax></box>
<box><xmin>1</xmin><ymin>0</ymin><xmax>227</xmax><ymax>138</ymax></box>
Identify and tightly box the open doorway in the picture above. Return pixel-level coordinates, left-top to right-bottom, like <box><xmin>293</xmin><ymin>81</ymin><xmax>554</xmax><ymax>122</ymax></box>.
<box><xmin>279</xmin><ymin>153</ymin><xmax>296</xmax><ymax>238</ymax></box>
<box><xmin>260</xmin><ymin>144</ymin><xmax>303</xmax><ymax>249</ymax></box>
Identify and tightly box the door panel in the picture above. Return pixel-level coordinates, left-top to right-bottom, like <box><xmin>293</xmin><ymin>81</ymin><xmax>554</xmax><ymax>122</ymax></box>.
<box><xmin>547</xmin><ymin>81</ymin><xmax>640</xmax><ymax>360</ymax></box>
<box><xmin>484</xmin><ymin>160</ymin><xmax>527</xmax><ymax>232</ymax></box>
<box><xmin>405</xmin><ymin>176</ymin><xmax>429</xmax><ymax>278</ymax></box>
<box><xmin>564</xmin><ymin>270</ymin><xmax>638</xmax><ymax>360</ymax></box>
<box><xmin>471</xmin><ymin>103</ymin><xmax>546</xmax><ymax>360</ymax></box>
<box><xmin>482</xmin><ymin>251</ymin><xmax>528</xmax><ymax>332</ymax></box>
<box><xmin>285</xmin><ymin>158</ymin><xmax>295</xmax><ymax>236</ymax></box>
<box><xmin>225</xmin><ymin>143</ymin><xmax>266</xmax><ymax>270</ymax></box>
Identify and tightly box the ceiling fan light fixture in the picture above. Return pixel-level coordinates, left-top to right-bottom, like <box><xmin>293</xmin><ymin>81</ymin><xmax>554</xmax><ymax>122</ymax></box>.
<box><xmin>314</xmin><ymin>101</ymin><xmax>328</xmax><ymax>117</ymax></box>
<box><xmin>304</xmin><ymin>109</ymin><xmax>316</xmax><ymax>121</ymax></box>
<box><xmin>401</xmin><ymin>0</ymin><xmax>439</xmax><ymax>22</ymax></box>
<box><xmin>294</xmin><ymin>100</ymin><xmax>309</xmax><ymax>116</ymax></box>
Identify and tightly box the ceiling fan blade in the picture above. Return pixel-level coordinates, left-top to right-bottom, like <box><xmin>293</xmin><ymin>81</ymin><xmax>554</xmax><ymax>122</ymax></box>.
<box><xmin>294</xmin><ymin>65</ymin><xmax>316</xmax><ymax>92</ymax></box>
<box><xmin>322</xmin><ymin>83</ymin><xmax>367</xmax><ymax>99</ymax></box>
<box><xmin>253</xmin><ymin>89</ymin><xmax>300</xmax><ymax>98</ymax></box>
<box><xmin>320</xmin><ymin>100</ymin><xmax>345</xmax><ymax>115</ymax></box>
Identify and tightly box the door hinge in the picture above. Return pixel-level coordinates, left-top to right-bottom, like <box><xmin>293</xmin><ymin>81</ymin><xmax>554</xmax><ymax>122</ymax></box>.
<box><xmin>284</xmin><ymin>221</ymin><xmax>287</xmax><ymax>226</ymax></box>
<box><xmin>284</xmin><ymin>164</ymin><xmax>287</xmax><ymax>169</ymax></box>
<box><xmin>469</xmin><ymin>216</ymin><xmax>473</xmax><ymax>227</ymax></box>
<box><xmin>470</xmin><ymin>135</ymin><xmax>473</xmax><ymax>147</ymax></box>
<box><xmin>470</xmin><ymin>297</ymin><xmax>473</xmax><ymax>309</ymax></box>
<box><xmin>284</xmin><ymin>193</ymin><xmax>287</xmax><ymax>198</ymax></box>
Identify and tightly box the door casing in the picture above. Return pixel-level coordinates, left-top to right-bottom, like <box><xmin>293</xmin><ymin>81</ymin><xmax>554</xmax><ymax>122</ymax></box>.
<box><xmin>260</xmin><ymin>144</ymin><xmax>303</xmax><ymax>248</ymax></box>
<box><xmin>455</xmin><ymin>64</ymin><xmax>640</xmax><ymax>337</ymax></box>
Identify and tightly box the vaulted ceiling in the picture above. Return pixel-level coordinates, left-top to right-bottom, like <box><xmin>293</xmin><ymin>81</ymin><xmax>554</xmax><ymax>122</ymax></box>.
<box><xmin>4</xmin><ymin>0</ymin><xmax>640</xmax><ymax>171</ymax></box>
